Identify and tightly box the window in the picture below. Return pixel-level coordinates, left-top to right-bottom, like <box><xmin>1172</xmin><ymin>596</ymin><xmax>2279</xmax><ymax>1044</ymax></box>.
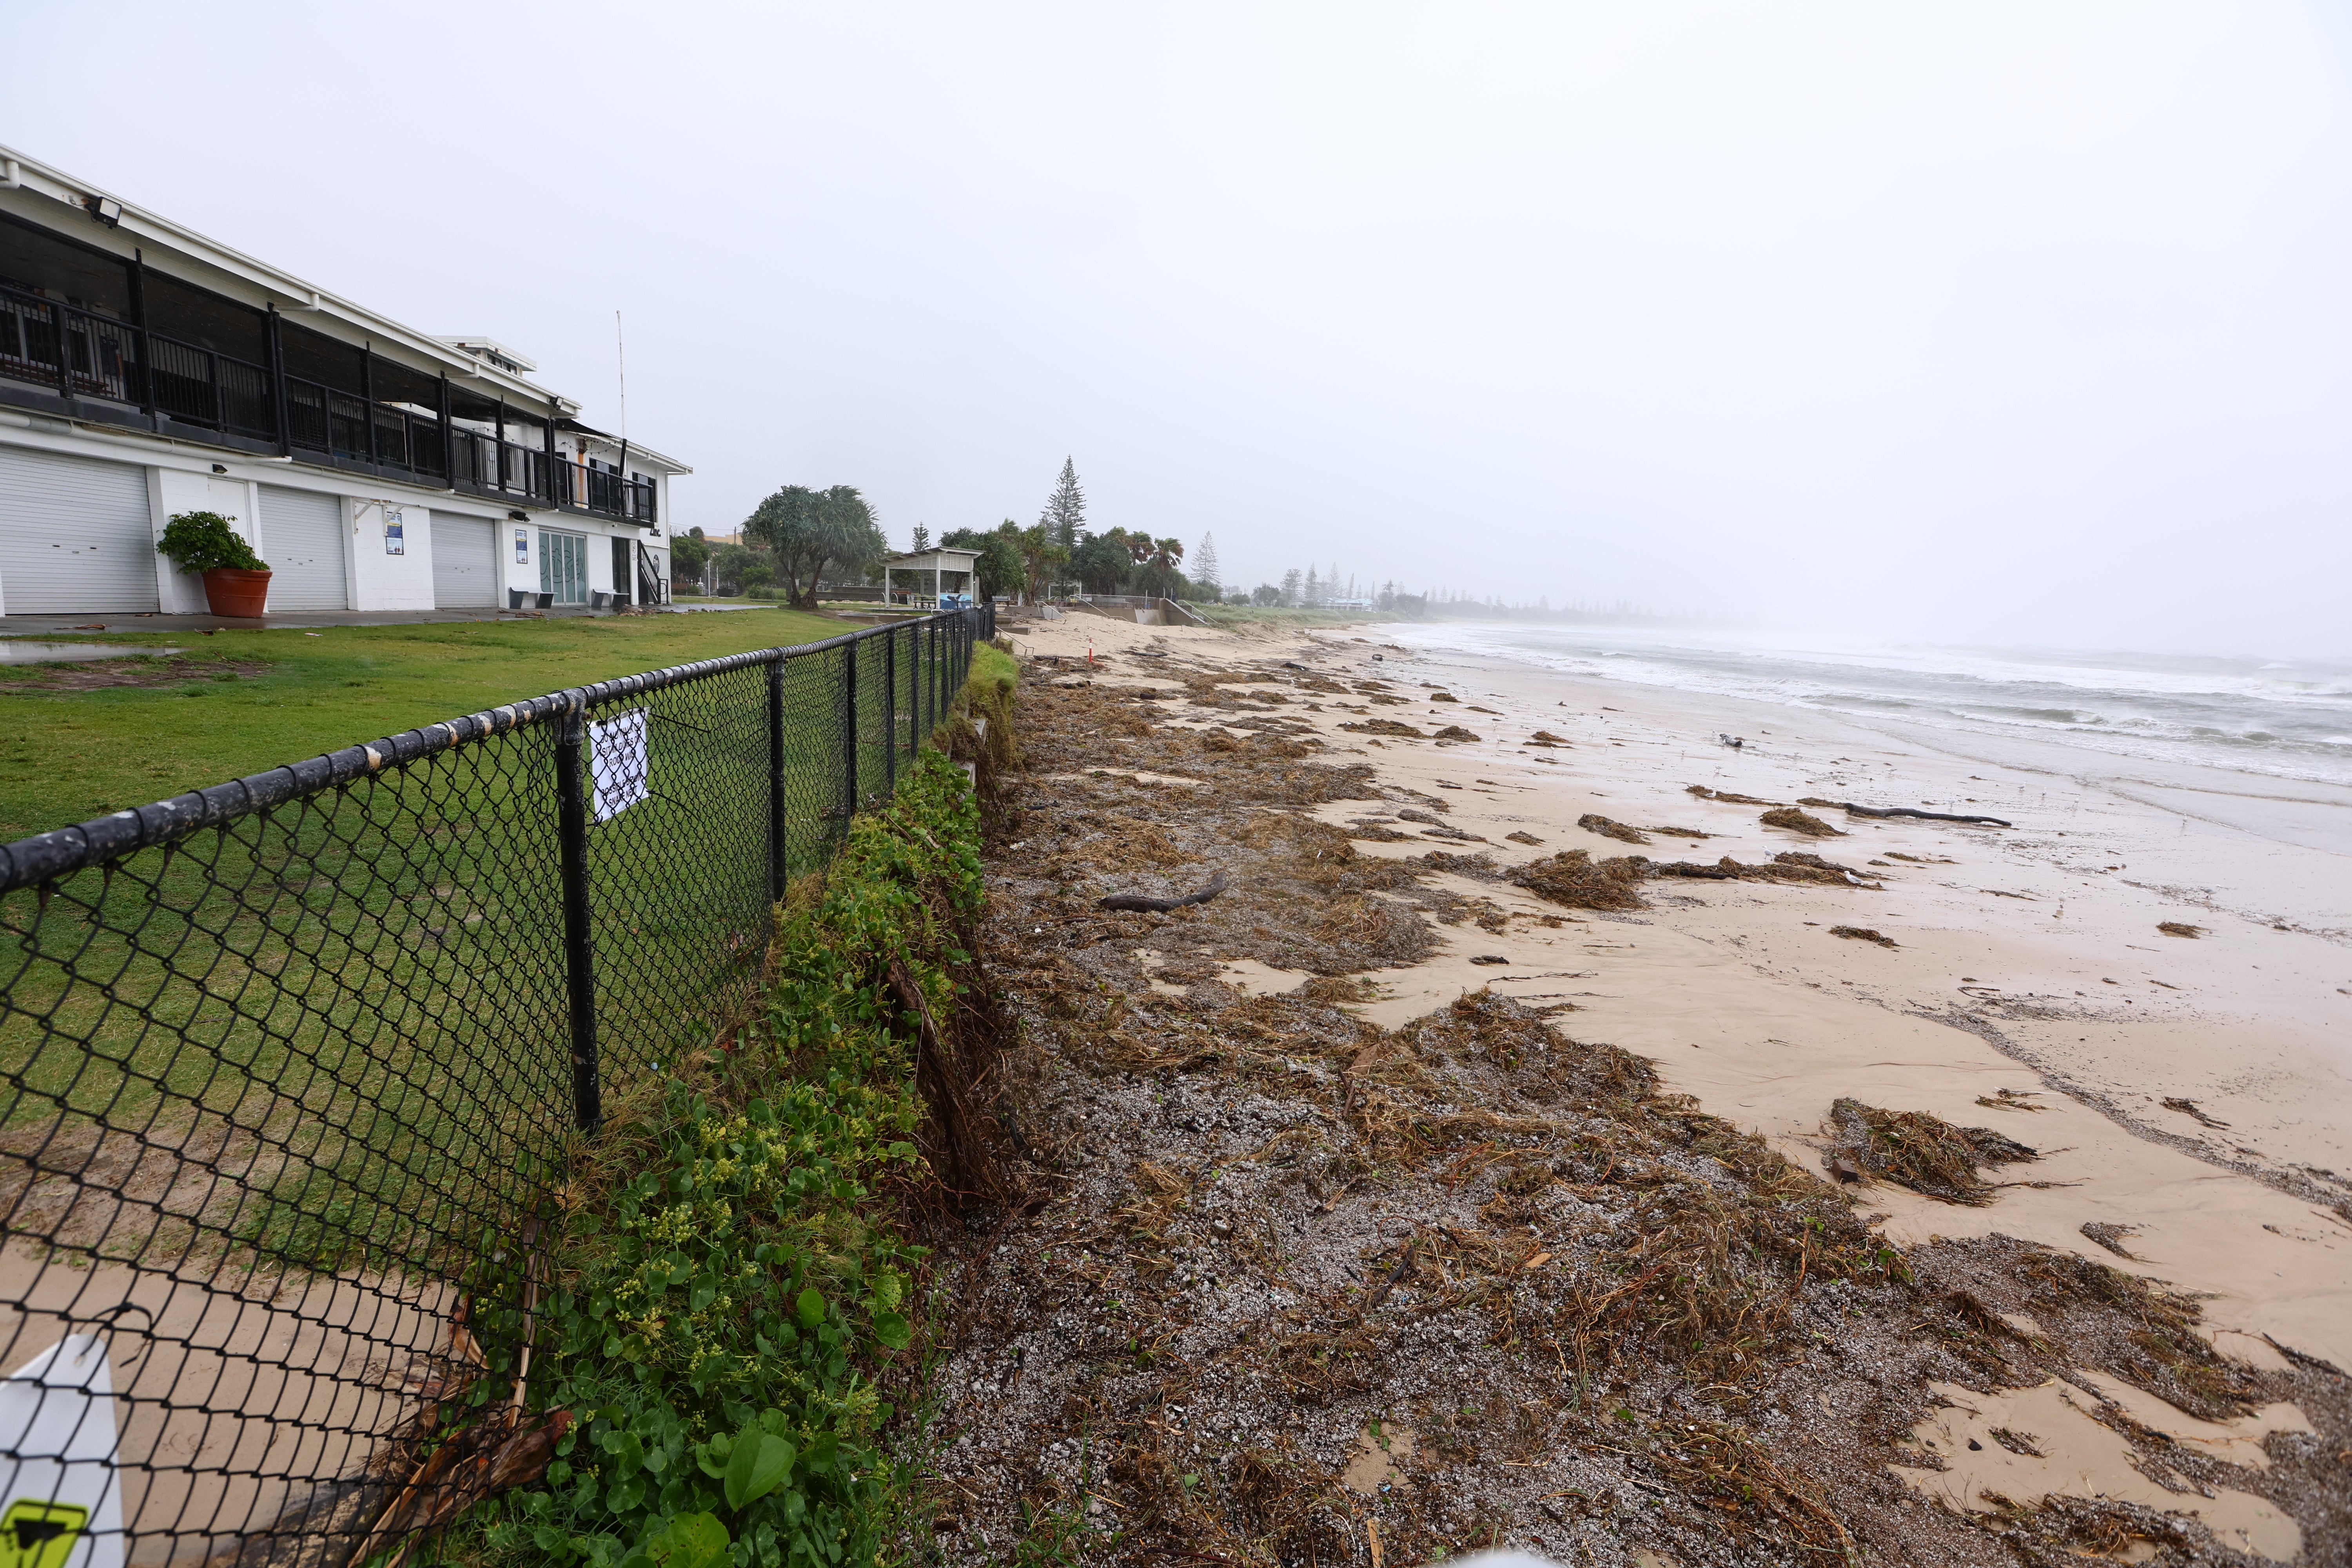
<box><xmin>539</xmin><ymin>530</ymin><xmax>588</xmax><ymax>604</ymax></box>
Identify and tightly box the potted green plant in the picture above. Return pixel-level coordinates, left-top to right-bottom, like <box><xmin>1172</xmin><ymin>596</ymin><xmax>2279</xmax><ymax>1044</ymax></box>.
<box><xmin>156</xmin><ymin>510</ymin><xmax>271</xmax><ymax>617</ymax></box>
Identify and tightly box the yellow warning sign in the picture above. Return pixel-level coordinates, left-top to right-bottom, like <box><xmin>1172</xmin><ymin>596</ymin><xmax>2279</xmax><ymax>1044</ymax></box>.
<box><xmin>0</xmin><ymin>1501</ymin><xmax>89</xmax><ymax>1568</ymax></box>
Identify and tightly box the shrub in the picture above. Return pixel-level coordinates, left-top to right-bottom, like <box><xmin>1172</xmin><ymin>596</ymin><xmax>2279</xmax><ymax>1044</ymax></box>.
<box><xmin>156</xmin><ymin>510</ymin><xmax>266</xmax><ymax>573</ymax></box>
<box><xmin>478</xmin><ymin>750</ymin><xmax>985</xmax><ymax>1568</ymax></box>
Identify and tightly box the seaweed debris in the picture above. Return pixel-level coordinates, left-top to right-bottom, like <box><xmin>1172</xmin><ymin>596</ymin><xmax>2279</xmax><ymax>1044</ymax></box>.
<box><xmin>1508</xmin><ymin>849</ymin><xmax>1649</xmax><ymax>911</ymax></box>
<box><xmin>1825</xmin><ymin>1098</ymin><xmax>2039</xmax><ymax>1205</ymax></box>
<box><xmin>1100</xmin><ymin>871</ymin><xmax>1231</xmax><ymax>913</ymax></box>
<box><xmin>1760</xmin><ymin>807</ymin><xmax>1844</xmax><ymax>838</ymax></box>
<box><xmin>2012</xmin><ymin>1250</ymin><xmax>2263</xmax><ymax>1421</ymax></box>
<box><xmin>1341</xmin><ymin>719</ymin><xmax>1426</xmax><ymax>739</ymax></box>
<box><xmin>2156</xmin><ymin>921</ymin><xmax>2205</xmax><ymax>939</ymax></box>
<box><xmin>2079</xmin><ymin>1221</ymin><xmax>2140</xmax><ymax>1260</ymax></box>
<box><xmin>920</xmin><ymin>649</ymin><xmax>2346</xmax><ymax>1567</ymax></box>
<box><xmin>1648</xmin><ymin>853</ymin><xmax>1870</xmax><ymax>888</ymax></box>
<box><xmin>2160</xmin><ymin>1097</ymin><xmax>2230</xmax><ymax>1130</ymax></box>
<box><xmin>1829</xmin><ymin>926</ymin><xmax>1898</xmax><ymax>949</ymax></box>
<box><xmin>1432</xmin><ymin>724</ymin><xmax>1481</xmax><ymax>742</ymax></box>
<box><xmin>1525</xmin><ymin>730</ymin><xmax>1568</xmax><ymax>747</ymax></box>
<box><xmin>1575</xmin><ymin>813</ymin><xmax>1650</xmax><ymax>846</ymax></box>
<box><xmin>1686</xmin><ymin>784</ymin><xmax>1781</xmax><ymax>806</ymax></box>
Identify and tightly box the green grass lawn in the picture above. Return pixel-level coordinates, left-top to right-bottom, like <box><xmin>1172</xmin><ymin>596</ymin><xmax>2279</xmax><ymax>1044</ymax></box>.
<box><xmin>0</xmin><ymin>608</ymin><xmax>844</xmax><ymax>838</ymax></box>
<box><xmin>0</xmin><ymin>608</ymin><xmax>973</xmax><ymax>1285</ymax></box>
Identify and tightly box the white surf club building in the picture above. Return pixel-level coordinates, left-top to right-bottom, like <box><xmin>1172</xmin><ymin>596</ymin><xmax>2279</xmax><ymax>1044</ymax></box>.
<box><xmin>0</xmin><ymin>143</ymin><xmax>687</xmax><ymax>618</ymax></box>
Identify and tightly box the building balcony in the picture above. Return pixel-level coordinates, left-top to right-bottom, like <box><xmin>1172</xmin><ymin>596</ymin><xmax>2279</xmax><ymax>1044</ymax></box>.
<box><xmin>0</xmin><ymin>278</ymin><xmax>657</xmax><ymax>527</ymax></box>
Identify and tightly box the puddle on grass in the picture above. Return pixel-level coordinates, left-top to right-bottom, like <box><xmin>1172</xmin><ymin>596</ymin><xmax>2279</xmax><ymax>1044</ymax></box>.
<box><xmin>0</xmin><ymin>642</ymin><xmax>182</xmax><ymax>664</ymax></box>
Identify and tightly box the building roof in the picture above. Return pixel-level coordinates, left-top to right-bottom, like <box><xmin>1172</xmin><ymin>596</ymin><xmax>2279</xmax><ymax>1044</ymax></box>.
<box><xmin>555</xmin><ymin>419</ymin><xmax>693</xmax><ymax>475</ymax></box>
<box><xmin>882</xmin><ymin>548</ymin><xmax>980</xmax><ymax>568</ymax></box>
<box><xmin>2</xmin><ymin>143</ymin><xmax>578</xmax><ymax>414</ymax></box>
<box><xmin>436</xmin><ymin>337</ymin><xmax>538</xmax><ymax>374</ymax></box>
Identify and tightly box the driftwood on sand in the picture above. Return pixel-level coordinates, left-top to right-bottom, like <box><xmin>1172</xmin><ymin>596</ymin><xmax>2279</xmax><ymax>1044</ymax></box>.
<box><xmin>1798</xmin><ymin>796</ymin><xmax>2012</xmax><ymax>828</ymax></box>
<box><xmin>1099</xmin><ymin>870</ymin><xmax>1230</xmax><ymax>913</ymax></box>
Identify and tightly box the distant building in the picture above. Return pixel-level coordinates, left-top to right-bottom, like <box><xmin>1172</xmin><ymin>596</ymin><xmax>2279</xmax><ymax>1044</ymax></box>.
<box><xmin>0</xmin><ymin>143</ymin><xmax>689</xmax><ymax>615</ymax></box>
<box><xmin>880</xmin><ymin>547</ymin><xmax>978</xmax><ymax>606</ymax></box>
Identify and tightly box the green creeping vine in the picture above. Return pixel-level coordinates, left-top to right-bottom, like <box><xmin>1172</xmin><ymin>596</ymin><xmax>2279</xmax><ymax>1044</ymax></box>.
<box><xmin>474</xmin><ymin>747</ymin><xmax>984</xmax><ymax>1568</ymax></box>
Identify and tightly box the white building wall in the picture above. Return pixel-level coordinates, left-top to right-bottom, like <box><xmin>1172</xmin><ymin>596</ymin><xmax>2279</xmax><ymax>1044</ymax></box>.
<box><xmin>345</xmin><ymin>499</ymin><xmax>436</xmax><ymax>612</ymax></box>
<box><xmin>4</xmin><ymin>413</ymin><xmax>681</xmax><ymax>616</ymax></box>
<box><xmin>148</xmin><ymin>466</ymin><xmax>259</xmax><ymax>614</ymax></box>
<box><xmin>586</xmin><ymin>527</ymin><xmax>612</xmax><ymax>599</ymax></box>
<box><xmin>503</xmin><ymin>519</ymin><xmax>535</xmax><ymax>601</ymax></box>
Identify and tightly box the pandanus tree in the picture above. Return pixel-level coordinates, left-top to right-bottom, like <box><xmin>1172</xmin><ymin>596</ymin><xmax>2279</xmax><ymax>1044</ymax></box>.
<box><xmin>745</xmin><ymin>484</ymin><xmax>889</xmax><ymax>609</ymax></box>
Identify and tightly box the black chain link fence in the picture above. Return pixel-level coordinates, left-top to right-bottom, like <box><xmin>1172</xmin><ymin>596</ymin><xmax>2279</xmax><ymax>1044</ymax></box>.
<box><xmin>0</xmin><ymin>604</ymin><xmax>991</xmax><ymax>1565</ymax></box>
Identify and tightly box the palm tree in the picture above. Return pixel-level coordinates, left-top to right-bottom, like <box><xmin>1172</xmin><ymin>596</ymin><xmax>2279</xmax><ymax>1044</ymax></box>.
<box><xmin>1147</xmin><ymin>537</ymin><xmax>1185</xmax><ymax>595</ymax></box>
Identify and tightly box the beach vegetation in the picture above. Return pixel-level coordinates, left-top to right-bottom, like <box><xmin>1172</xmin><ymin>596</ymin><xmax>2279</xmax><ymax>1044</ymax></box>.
<box><xmin>459</xmin><ymin>676</ymin><xmax>1003</xmax><ymax>1566</ymax></box>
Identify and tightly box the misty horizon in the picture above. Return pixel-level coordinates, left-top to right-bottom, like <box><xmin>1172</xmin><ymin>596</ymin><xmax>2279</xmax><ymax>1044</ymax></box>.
<box><xmin>17</xmin><ymin>2</ymin><xmax>2350</xmax><ymax>657</ymax></box>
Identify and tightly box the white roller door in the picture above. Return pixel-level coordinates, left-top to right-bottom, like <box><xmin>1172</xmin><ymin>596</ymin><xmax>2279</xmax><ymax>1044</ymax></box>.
<box><xmin>430</xmin><ymin>512</ymin><xmax>498</xmax><ymax>608</ymax></box>
<box><xmin>0</xmin><ymin>446</ymin><xmax>160</xmax><ymax>614</ymax></box>
<box><xmin>257</xmin><ymin>485</ymin><xmax>347</xmax><ymax>612</ymax></box>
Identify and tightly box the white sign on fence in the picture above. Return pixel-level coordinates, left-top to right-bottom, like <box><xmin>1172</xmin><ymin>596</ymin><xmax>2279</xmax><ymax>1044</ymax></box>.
<box><xmin>0</xmin><ymin>1334</ymin><xmax>125</xmax><ymax>1568</ymax></box>
<box><xmin>590</xmin><ymin>708</ymin><xmax>651</xmax><ymax>822</ymax></box>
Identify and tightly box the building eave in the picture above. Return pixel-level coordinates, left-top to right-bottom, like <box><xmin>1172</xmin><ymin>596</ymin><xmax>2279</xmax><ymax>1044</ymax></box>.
<box><xmin>0</xmin><ymin>143</ymin><xmax>577</xmax><ymax>414</ymax></box>
<box><xmin>556</xmin><ymin>421</ymin><xmax>692</xmax><ymax>475</ymax></box>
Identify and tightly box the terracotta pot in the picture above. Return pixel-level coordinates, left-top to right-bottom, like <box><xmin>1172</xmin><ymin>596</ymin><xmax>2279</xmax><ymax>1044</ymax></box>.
<box><xmin>201</xmin><ymin>568</ymin><xmax>271</xmax><ymax>618</ymax></box>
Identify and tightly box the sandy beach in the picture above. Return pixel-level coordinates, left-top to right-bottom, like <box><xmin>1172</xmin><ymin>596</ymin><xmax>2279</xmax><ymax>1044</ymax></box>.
<box><xmin>1012</xmin><ymin>612</ymin><xmax>2352</xmax><ymax>1367</ymax></box>
<box><xmin>940</xmin><ymin>606</ymin><xmax>2350</xmax><ymax>1562</ymax></box>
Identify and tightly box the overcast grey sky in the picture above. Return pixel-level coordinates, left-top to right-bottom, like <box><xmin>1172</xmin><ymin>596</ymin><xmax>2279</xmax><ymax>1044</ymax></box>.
<box><xmin>14</xmin><ymin>3</ymin><xmax>2350</xmax><ymax>653</ymax></box>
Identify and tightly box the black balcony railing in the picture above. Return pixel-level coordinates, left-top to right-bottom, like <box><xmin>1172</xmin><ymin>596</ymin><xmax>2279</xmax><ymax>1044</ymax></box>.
<box><xmin>146</xmin><ymin>331</ymin><xmax>275</xmax><ymax>439</ymax></box>
<box><xmin>282</xmin><ymin>375</ymin><xmax>450</xmax><ymax>486</ymax></box>
<box><xmin>1</xmin><ymin>285</ymin><xmax>143</xmax><ymax>409</ymax></box>
<box><xmin>559</xmin><ymin>456</ymin><xmax>658</xmax><ymax>525</ymax></box>
<box><xmin>0</xmin><ymin>279</ymin><xmax>655</xmax><ymax>525</ymax></box>
<box><xmin>451</xmin><ymin>429</ymin><xmax>553</xmax><ymax>505</ymax></box>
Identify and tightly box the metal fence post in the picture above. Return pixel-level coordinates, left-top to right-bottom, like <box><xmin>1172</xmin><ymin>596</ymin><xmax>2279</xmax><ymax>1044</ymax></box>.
<box><xmin>842</xmin><ymin>634</ymin><xmax>859</xmax><ymax>835</ymax></box>
<box><xmin>554</xmin><ymin>695</ymin><xmax>602</xmax><ymax>1130</ymax></box>
<box><xmin>768</xmin><ymin>655</ymin><xmax>788</xmax><ymax>900</ymax></box>
<box><xmin>49</xmin><ymin>303</ymin><xmax>73</xmax><ymax>400</ymax></box>
<box><xmin>884</xmin><ymin>624</ymin><xmax>897</xmax><ymax>796</ymax></box>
